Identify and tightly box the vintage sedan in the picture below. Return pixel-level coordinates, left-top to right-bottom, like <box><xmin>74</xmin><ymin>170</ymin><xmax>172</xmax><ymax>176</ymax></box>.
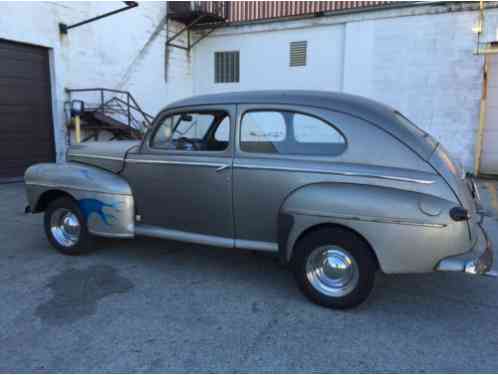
<box><xmin>25</xmin><ymin>91</ymin><xmax>494</xmax><ymax>308</ymax></box>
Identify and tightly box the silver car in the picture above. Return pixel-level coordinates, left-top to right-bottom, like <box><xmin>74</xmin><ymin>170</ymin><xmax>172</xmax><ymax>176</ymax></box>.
<box><xmin>25</xmin><ymin>91</ymin><xmax>494</xmax><ymax>308</ymax></box>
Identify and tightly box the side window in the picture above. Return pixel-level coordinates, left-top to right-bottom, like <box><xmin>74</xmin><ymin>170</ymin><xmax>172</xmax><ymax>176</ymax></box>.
<box><xmin>151</xmin><ymin>111</ymin><xmax>230</xmax><ymax>151</ymax></box>
<box><xmin>240</xmin><ymin>110</ymin><xmax>346</xmax><ymax>156</ymax></box>
<box><xmin>171</xmin><ymin>113</ymin><xmax>212</xmax><ymax>140</ymax></box>
<box><xmin>240</xmin><ymin>111</ymin><xmax>286</xmax><ymax>153</ymax></box>
<box><xmin>214</xmin><ymin>117</ymin><xmax>230</xmax><ymax>142</ymax></box>
<box><xmin>292</xmin><ymin>113</ymin><xmax>346</xmax><ymax>155</ymax></box>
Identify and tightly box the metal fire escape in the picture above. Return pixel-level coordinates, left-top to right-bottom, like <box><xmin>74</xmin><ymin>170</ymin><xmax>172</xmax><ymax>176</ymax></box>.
<box><xmin>166</xmin><ymin>2</ymin><xmax>229</xmax><ymax>52</ymax></box>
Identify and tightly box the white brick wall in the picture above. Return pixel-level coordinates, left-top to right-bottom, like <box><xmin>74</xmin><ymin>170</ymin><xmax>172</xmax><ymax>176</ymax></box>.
<box><xmin>191</xmin><ymin>4</ymin><xmax>498</xmax><ymax>172</ymax></box>
<box><xmin>0</xmin><ymin>1</ymin><xmax>193</xmax><ymax>160</ymax></box>
<box><xmin>344</xmin><ymin>11</ymin><xmax>484</xmax><ymax>169</ymax></box>
<box><xmin>2</xmin><ymin>2</ymin><xmax>498</xmax><ymax>172</ymax></box>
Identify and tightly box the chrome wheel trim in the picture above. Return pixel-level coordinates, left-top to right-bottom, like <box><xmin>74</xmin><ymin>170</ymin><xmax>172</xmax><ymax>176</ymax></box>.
<box><xmin>305</xmin><ymin>246</ymin><xmax>359</xmax><ymax>298</ymax></box>
<box><xmin>50</xmin><ymin>208</ymin><xmax>81</xmax><ymax>247</ymax></box>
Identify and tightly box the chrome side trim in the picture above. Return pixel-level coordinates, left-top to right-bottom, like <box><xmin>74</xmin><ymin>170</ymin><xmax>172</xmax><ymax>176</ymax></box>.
<box><xmin>24</xmin><ymin>182</ymin><xmax>132</xmax><ymax>196</ymax></box>
<box><xmin>68</xmin><ymin>153</ymin><xmax>123</xmax><ymax>161</ymax></box>
<box><xmin>135</xmin><ymin>224</ymin><xmax>279</xmax><ymax>252</ymax></box>
<box><xmin>235</xmin><ymin>239</ymin><xmax>278</xmax><ymax>252</ymax></box>
<box><xmin>89</xmin><ymin>230</ymin><xmax>134</xmax><ymax>239</ymax></box>
<box><xmin>135</xmin><ymin>224</ymin><xmax>235</xmax><ymax>248</ymax></box>
<box><xmin>233</xmin><ymin>163</ymin><xmax>435</xmax><ymax>185</ymax></box>
<box><xmin>287</xmin><ymin>208</ymin><xmax>447</xmax><ymax>228</ymax></box>
<box><xmin>126</xmin><ymin>159</ymin><xmax>225</xmax><ymax>168</ymax></box>
<box><xmin>216</xmin><ymin>164</ymin><xmax>231</xmax><ymax>173</ymax></box>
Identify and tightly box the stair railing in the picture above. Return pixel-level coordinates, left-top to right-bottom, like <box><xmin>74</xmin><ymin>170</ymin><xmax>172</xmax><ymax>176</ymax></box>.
<box><xmin>66</xmin><ymin>88</ymin><xmax>155</xmax><ymax>134</ymax></box>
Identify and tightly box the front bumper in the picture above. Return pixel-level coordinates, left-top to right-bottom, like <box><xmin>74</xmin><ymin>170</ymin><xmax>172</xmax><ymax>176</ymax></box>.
<box><xmin>436</xmin><ymin>223</ymin><xmax>496</xmax><ymax>276</ymax></box>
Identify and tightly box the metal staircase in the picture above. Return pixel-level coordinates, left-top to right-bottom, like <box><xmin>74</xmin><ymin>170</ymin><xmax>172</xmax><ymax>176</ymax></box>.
<box><xmin>65</xmin><ymin>88</ymin><xmax>154</xmax><ymax>144</ymax></box>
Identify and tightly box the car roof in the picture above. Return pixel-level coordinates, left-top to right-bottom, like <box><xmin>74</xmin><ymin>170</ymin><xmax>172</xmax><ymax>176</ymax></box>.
<box><xmin>166</xmin><ymin>90</ymin><xmax>394</xmax><ymax>120</ymax></box>
<box><xmin>163</xmin><ymin>90</ymin><xmax>436</xmax><ymax>160</ymax></box>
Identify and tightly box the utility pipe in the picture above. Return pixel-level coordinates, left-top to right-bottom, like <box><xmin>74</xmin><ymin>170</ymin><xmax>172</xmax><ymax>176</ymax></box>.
<box><xmin>74</xmin><ymin>115</ymin><xmax>81</xmax><ymax>144</ymax></box>
<box><xmin>474</xmin><ymin>0</ymin><xmax>487</xmax><ymax>175</ymax></box>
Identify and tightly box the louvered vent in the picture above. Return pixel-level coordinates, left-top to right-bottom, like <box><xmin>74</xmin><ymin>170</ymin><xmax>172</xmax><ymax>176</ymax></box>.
<box><xmin>215</xmin><ymin>51</ymin><xmax>240</xmax><ymax>83</ymax></box>
<box><xmin>290</xmin><ymin>41</ymin><xmax>307</xmax><ymax>67</ymax></box>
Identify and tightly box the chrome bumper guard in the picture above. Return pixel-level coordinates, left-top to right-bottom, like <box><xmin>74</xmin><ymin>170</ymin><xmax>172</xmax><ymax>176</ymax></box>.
<box><xmin>436</xmin><ymin>224</ymin><xmax>496</xmax><ymax>277</ymax></box>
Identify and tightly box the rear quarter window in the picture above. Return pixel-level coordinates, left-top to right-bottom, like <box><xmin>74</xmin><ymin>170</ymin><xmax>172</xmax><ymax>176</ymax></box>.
<box><xmin>240</xmin><ymin>110</ymin><xmax>346</xmax><ymax>156</ymax></box>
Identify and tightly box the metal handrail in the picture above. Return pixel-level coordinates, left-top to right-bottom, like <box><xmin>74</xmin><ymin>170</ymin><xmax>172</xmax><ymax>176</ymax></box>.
<box><xmin>66</xmin><ymin>88</ymin><xmax>154</xmax><ymax>132</ymax></box>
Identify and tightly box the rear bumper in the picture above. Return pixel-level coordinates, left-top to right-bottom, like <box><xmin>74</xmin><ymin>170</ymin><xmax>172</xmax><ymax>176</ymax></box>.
<box><xmin>436</xmin><ymin>223</ymin><xmax>496</xmax><ymax>276</ymax></box>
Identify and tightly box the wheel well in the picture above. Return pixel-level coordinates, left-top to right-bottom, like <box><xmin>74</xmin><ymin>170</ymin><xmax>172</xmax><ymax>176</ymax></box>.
<box><xmin>292</xmin><ymin>223</ymin><xmax>380</xmax><ymax>270</ymax></box>
<box><xmin>34</xmin><ymin>190</ymin><xmax>75</xmax><ymax>213</ymax></box>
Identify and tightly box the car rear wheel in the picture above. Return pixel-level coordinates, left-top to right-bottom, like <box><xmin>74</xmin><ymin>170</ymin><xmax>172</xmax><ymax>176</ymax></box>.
<box><xmin>292</xmin><ymin>227</ymin><xmax>377</xmax><ymax>309</ymax></box>
<box><xmin>44</xmin><ymin>197</ymin><xmax>93</xmax><ymax>255</ymax></box>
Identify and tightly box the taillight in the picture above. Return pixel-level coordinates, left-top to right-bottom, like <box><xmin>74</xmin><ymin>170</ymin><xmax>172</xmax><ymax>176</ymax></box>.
<box><xmin>450</xmin><ymin>207</ymin><xmax>469</xmax><ymax>221</ymax></box>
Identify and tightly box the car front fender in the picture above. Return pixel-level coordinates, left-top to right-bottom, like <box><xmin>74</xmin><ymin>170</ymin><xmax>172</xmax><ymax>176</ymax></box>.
<box><xmin>25</xmin><ymin>162</ymin><xmax>135</xmax><ymax>238</ymax></box>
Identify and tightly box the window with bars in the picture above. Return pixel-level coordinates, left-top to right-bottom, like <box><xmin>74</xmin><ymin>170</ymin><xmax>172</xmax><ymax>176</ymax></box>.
<box><xmin>214</xmin><ymin>51</ymin><xmax>240</xmax><ymax>83</ymax></box>
<box><xmin>289</xmin><ymin>41</ymin><xmax>307</xmax><ymax>67</ymax></box>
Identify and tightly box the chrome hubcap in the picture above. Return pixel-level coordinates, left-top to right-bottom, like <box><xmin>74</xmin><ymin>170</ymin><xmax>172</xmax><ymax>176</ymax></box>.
<box><xmin>305</xmin><ymin>246</ymin><xmax>359</xmax><ymax>297</ymax></box>
<box><xmin>50</xmin><ymin>208</ymin><xmax>80</xmax><ymax>247</ymax></box>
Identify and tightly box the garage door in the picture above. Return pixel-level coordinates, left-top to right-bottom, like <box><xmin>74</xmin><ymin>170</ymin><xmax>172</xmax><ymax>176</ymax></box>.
<box><xmin>0</xmin><ymin>39</ymin><xmax>54</xmax><ymax>180</ymax></box>
<box><xmin>481</xmin><ymin>54</ymin><xmax>498</xmax><ymax>175</ymax></box>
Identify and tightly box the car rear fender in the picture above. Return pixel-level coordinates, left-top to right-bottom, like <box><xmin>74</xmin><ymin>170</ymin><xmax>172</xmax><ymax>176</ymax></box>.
<box><xmin>278</xmin><ymin>182</ymin><xmax>469</xmax><ymax>273</ymax></box>
<box><xmin>24</xmin><ymin>162</ymin><xmax>135</xmax><ymax>238</ymax></box>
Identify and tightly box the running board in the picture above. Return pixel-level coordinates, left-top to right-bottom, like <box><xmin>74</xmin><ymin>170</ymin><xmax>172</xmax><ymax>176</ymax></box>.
<box><xmin>135</xmin><ymin>224</ymin><xmax>277</xmax><ymax>252</ymax></box>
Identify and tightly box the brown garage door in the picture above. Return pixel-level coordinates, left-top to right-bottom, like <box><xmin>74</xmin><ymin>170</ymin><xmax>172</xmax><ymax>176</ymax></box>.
<box><xmin>0</xmin><ymin>39</ymin><xmax>55</xmax><ymax>180</ymax></box>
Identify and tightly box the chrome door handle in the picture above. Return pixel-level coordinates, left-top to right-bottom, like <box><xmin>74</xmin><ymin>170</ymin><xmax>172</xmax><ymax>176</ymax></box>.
<box><xmin>216</xmin><ymin>164</ymin><xmax>231</xmax><ymax>173</ymax></box>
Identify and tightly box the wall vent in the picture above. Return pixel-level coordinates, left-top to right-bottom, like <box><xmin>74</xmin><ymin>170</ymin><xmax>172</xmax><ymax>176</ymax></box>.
<box><xmin>215</xmin><ymin>51</ymin><xmax>240</xmax><ymax>83</ymax></box>
<box><xmin>289</xmin><ymin>41</ymin><xmax>307</xmax><ymax>67</ymax></box>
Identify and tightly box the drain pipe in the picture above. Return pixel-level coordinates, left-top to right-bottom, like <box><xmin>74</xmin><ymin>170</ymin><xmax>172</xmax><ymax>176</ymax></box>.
<box><xmin>474</xmin><ymin>0</ymin><xmax>487</xmax><ymax>175</ymax></box>
<box><xmin>474</xmin><ymin>56</ymin><xmax>488</xmax><ymax>175</ymax></box>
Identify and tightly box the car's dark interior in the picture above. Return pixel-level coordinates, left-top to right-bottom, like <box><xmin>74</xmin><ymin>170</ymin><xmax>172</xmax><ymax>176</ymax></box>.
<box><xmin>152</xmin><ymin>109</ymin><xmax>347</xmax><ymax>156</ymax></box>
<box><xmin>152</xmin><ymin>112</ymin><xmax>229</xmax><ymax>151</ymax></box>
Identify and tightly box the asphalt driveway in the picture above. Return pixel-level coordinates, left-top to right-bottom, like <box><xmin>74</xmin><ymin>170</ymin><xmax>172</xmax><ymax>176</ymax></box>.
<box><xmin>1</xmin><ymin>181</ymin><xmax>498</xmax><ymax>372</ymax></box>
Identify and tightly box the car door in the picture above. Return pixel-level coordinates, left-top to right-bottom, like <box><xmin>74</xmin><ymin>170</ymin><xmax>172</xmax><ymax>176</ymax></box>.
<box><xmin>121</xmin><ymin>104</ymin><xmax>235</xmax><ymax>243</ymax></box>
<box><xmin>233</xmin><ymin>104</ymin><xmax>348</xmax><ymax>249</ymax></box>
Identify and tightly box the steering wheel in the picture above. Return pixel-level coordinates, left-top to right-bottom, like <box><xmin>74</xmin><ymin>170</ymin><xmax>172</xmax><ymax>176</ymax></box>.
<box><xmin>176</xmin><ymin>137</ymin><xmax>199</xmax><ymax>151</ymax></box>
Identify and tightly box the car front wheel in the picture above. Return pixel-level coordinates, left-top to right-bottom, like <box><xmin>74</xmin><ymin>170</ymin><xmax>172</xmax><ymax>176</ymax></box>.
<box><xmin>292</xmin><ymin>227</ymin><xmax>377</xmax><ymax>309</ymax></box>
<box><xmin>44</xmin><ymin>197</ymin><xmax>93</xmax><ymax>255</ymax></box>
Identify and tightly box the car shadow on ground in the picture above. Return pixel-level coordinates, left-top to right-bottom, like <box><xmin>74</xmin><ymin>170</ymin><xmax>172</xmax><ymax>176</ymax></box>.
<box><xmin>86</xmin><ymin>234</ymin><xmax>498</xmax><ymax>317</ymax></box>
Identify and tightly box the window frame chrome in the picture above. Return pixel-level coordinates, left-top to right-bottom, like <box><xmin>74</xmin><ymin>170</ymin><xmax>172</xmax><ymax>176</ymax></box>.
<box><xmin>235</xmin><ymin>104</ymin><xmax>349</xmax><ymax>161</ymax></box>
<box><xmin>142</xmin><ymin>104</ymin><xmax>235</xmax><ymax>158</ymax></box>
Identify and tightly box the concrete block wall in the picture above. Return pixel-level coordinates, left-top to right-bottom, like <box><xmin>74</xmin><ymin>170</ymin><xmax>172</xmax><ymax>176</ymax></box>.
<box><xmin>2</xmin><ymin>2</ymin><xmax>497</xmax><ymax>172</ymax></box>
<box><xmin>193</xmin><ymin>23</ymin><xmax>346</xmax><ymax>93</ymax></box>
<box><xmin>344</xmin><ymin>10</ymin><xmax>484</xmax><ymax>169</ymax></box>
<box><xmin>191</xmin><ymin>4</ymin><xmax>498</xmax><ymax>172</ymax></box>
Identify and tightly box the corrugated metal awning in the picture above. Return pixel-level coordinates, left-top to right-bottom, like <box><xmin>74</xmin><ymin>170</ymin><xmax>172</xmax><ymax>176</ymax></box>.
<box><xmin>197</xmin><ymin>1</ymin><xmax>395</xmax><ymax>24</ymax></box>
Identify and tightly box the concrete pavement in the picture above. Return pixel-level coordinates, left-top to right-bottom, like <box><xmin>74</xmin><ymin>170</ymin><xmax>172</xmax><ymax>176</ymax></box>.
<box><xmin>1</xmin><ymin>181</ymin><xmax>498</xmax><ymax>372</ymax></box>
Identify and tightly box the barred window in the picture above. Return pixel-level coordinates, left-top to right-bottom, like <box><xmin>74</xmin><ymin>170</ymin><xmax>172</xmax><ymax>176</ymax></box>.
<box><xmin>215</xmin><ymin>51</ymin><xmax>240</xmax><ymax>83</ymax></box>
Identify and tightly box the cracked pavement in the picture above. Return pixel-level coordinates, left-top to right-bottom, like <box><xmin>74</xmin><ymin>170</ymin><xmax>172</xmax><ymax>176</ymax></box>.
<box><xmin>1</xmin><ymin>181</ymin><xmax>498</xmax><ymax>372</ymax></box>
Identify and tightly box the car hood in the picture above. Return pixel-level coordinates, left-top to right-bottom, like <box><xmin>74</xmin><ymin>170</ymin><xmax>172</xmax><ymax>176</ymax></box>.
<box><xmin>66</xmin><ymin>141</ymin><xmax>140</xmax><ymax>173</ymax></box>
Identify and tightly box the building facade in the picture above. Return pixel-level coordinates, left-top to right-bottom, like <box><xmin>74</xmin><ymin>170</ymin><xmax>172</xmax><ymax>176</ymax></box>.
<box><xmin>0</xmin><ymin>2</ymin><xmax>190</xmax><ymax>179</ymax></box>
<box><xmin>192</xmin><ymin>2</ymin><xmax>498</xmax><ymax>174</ymax></box>
<box><xmin>0</xmin><ymin>1</ymin><xmax>497</xmax><ymax>179</ymax></box>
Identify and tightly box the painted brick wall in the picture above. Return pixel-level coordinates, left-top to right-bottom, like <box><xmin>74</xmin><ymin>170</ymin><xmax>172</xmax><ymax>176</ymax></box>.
<box><xmin>0</xmin><ymin>1</ymin><xmax>193</xmax><ymax>160</ymax></box>
<box><xmin>344</xmin><ymin>11</ymin><xmax>483</xmax><ymax>170</ymax></box>
<box><xmin>192</xmin><ymin>4</ymin><xmax>498</xmax><ymax>172</ymax></box>
<box><xmin>2</xmin><ymin>2</ymin><xmax>497</xmax><ymax>172</ymax></box>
